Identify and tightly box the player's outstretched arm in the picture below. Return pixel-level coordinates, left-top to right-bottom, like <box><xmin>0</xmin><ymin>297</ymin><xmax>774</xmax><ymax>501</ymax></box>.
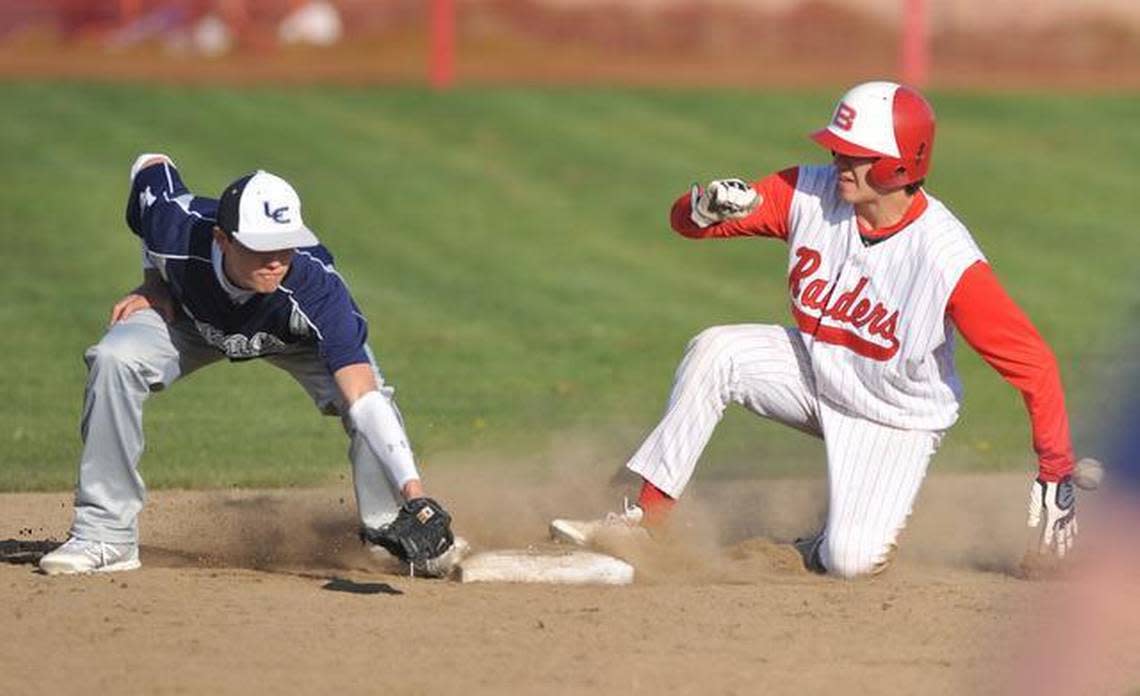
<box><xmin>336</xmin><ymin>363</ymin><xmax>465</xmax><ymax>571</ymax></box>
<box><xmin>335</xmin><ymin>363</ymin><xmax>424</xmax><ymax>499</ymax></box>
<box><xmin>947</xmin><ymin>261</ymin><xmax>1079</xmax><ymax>558</ymax></box>
<box><xmin>947</xmin><ymin>261</ymin><xmax>1074</xmax><ymax>479</ymax></box>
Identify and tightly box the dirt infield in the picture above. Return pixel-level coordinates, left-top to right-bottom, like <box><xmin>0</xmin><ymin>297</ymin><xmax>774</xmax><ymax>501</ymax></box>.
<box><xmin>4</xmin><ymin>471</ymin><xmax>1136</xmax><ymax>695</ymax></box>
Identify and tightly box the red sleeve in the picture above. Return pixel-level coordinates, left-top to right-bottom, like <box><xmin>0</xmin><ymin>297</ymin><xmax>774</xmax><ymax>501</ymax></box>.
<box><xmin>947</xmin><ymin>261</ymin><xmax>1074</xmax><ymax>481</ymax></box>
<box><xmin>670</xmin><ymin>167</ymin><xmax>798</xmax><ymax>241</ymax></box>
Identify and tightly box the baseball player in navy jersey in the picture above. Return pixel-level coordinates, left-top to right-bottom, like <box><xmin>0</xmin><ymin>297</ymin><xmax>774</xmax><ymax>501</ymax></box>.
<box><xmin>39</xmin><ymin>154</ymin><xmax>467</xmax><ymax>577</ymax></box>
<box><xmin>552</xmin><ymin>81</ymin><xmax>1081</xmax><ymax>577</ymax></box>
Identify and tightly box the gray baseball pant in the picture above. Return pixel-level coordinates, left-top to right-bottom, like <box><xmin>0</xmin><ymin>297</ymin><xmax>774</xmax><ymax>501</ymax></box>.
<box><xmin>71</xmin><ymin>308</ymin><xmax>404</xmax><ymax>544</ymax></box>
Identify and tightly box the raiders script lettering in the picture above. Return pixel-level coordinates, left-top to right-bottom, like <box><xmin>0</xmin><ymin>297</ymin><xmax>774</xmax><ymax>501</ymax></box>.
<box><xmin>788</xmin><ymin>247</ymin><xmax>901</xmax><ymax>360</ymax></box>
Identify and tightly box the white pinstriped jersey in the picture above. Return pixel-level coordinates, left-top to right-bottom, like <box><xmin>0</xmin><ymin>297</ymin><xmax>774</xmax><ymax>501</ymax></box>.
<box><xmin>786</xmin><ymin>165</ymin><xmax>984</xmax><ymax>430</ymax></box>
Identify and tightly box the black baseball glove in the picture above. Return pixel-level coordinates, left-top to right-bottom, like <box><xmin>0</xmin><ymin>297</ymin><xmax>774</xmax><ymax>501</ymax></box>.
<box><xmin>360</xmin><ymin>497</ymin><xmax>455</xmax><ymax>564</ymax></box>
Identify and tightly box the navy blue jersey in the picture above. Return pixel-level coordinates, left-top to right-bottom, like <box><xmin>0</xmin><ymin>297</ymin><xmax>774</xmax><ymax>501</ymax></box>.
<box><xmin>125</xmin><ymin>162</ymin><xmax>369</xmax><ymax>373</ymax></box>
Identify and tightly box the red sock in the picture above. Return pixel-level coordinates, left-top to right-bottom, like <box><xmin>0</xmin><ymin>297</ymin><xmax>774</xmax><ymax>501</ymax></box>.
<box><xmin>637</xmin><ymin>479</ymin><xmax>675</xmax><ymax>528</ymax></box>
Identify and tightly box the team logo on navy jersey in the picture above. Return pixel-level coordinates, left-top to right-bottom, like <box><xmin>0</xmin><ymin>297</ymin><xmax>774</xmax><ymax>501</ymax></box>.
<box><xmin>138</xmin><ymin>186</ymin><xmax>157</xmax><ymax>211</ymax></box>
<box><xmin>264</xmin><ymin>202</ymin><xmax>292</xmax><ymax>224</ymax></box>
<box><xmin>194</xmin><ymin>320</ymin><xmax>288</xmax><ymax>359</ymax></box>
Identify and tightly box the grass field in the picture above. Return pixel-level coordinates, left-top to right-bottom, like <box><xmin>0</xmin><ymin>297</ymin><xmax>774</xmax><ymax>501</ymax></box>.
<box><xmin>1</xmin><ymin>83</ymin><xmax>1136</xmax><ymax>491</ymax></box>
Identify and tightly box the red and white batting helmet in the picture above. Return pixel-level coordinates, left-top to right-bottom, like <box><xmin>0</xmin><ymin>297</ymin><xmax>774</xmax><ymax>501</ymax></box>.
<box><xmin>810</xmin><ymin>81</ymin><xmax>935</xmax><ymax>189</ymax></box>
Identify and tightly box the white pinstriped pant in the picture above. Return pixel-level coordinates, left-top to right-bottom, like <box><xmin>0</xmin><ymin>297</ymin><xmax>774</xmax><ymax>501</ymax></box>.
<box><xmin>626</xmin><ymin>324</ymin><xmax>942</xmax><ymax>578</ymax></box>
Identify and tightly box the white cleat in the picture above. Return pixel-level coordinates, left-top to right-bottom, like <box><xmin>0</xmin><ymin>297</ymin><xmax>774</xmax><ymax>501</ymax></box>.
<box><xmin>39</xmin><ymin>537</ymin><xmax>141</xmax><ymax>576</ymax></box>
<box><xmin>550</xmin><ymin>499</ymin><xmax>648</xmax><ymax>547</ymax></box>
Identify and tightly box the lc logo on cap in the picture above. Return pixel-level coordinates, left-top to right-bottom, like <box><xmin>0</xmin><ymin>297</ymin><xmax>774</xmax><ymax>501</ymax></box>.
<box><xmin>217</xmin><ymin>170</ymin><xmax>319</xmax><ymax>251</ymax></box>
<box><xmin>263</xmin><ymin>202</ymin><xmax>292</xmax><ymax>224</ymax></box>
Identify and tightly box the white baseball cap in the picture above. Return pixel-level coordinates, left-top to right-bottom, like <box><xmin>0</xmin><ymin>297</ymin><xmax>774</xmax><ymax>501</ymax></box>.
<box><xmin>216</xmin><ymin>170</ymin><xmax>319</xmax><ymax>251</ymax></box>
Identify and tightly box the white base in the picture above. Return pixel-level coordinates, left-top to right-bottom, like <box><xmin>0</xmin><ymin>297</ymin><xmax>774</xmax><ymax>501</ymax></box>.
<box><xmin>457</xmin><ymin>549</ymin><xmax>634</xmax><ymax>585</ymax></box>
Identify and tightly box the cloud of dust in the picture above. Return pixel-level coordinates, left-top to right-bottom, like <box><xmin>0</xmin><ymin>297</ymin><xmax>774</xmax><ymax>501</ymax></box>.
<box><xmin>141</xmin><ymin>490</ymin><xmax>375</xmax><ymax>573</ymax></box>
<box><xmin>140</xmin><ymin>439</ymin><xmax>1041</xmax><ymax>582</ymax></box>
<box><xmin>897</xmin><ymin>472</ymin><xmax>1032</xmax><ymax>575</ymax></box>
<box><xmin>427</xmin><ymin>436</ymin><xmax>636</xmax><ymax>550</ymax></box>
<box><xmin>428</xmin><ymin>440</ymin><xmax>832</xmax><ymax>584</ymax></box>
<box><xmin>440</xmin><ymin>465</ymin><xmax>1037</xmax><ymax>581</ymax></box>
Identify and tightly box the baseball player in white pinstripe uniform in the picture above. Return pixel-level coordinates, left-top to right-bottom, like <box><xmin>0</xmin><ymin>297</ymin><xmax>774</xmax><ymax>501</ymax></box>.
<box><xmin>552</xmin><ymin>82</ymin><xmax>1079</xmax><ymax>577</ymax></box>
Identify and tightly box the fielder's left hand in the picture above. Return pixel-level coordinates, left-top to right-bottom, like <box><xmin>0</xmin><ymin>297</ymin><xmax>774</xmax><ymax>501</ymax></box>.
<box><xmin>361</xmin><ymin>497</ymin><xmax>455</xmax><ymax>566</ymax></box>
<box><xmin>1027</xmin><ymin>475</ymin><xmax>1078</xmax><ymax>558</ymax></box>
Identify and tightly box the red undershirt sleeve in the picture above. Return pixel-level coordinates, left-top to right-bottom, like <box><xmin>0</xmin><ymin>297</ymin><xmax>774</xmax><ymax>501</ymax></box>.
<box><xmin>670</xmin><ymin>167</ymin><xmax>798</xmax><ymax>240</ymax></box>
<box><xmin>947</xmin><ymin>261</ymin><xmax>1075</xmax><ymax>481</ymax></box>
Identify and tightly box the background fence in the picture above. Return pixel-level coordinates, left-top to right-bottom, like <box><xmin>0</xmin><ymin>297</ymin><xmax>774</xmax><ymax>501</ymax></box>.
<box><xmin>0</xmin><ymin>0</ymin><xmax>1137</xmax><ymax>88</ymax></box>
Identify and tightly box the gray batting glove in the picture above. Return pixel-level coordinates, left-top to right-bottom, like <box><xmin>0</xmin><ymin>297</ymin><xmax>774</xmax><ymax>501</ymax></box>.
<box><xmin>1026</xmin><ymin>476</ymin><xmax>1078</xmax><ymax>558</ymax></box>
<box><xmin>689</xmin><ymin>178</ymin><xmax>760</xmax><ymax>227</ymax></box>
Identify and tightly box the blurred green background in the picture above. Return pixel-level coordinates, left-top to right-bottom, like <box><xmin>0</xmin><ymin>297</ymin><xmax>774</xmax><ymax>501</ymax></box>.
<box><xmin>1</xmin><ymin>83</ymin><xmax>1134</xmax><ymax>490</ymax></box>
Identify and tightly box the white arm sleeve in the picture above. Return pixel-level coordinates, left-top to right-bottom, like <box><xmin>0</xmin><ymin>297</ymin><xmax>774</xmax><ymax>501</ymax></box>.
<box><xmin>348</xmin><ymin>390</ymin><xmax>421</xmax><ymax>489</ymax></box>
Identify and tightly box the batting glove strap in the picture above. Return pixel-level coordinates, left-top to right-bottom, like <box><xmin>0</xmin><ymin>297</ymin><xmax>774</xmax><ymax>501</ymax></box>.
<box><xmin>689</xmin><ymin>184</ymin><xmax>718</xmax><ymax>227</ymax></box>
<box><xmin>1026</xmin><ymin>476</ymin><xmax>1078</xmax><ymax>558</ymax></box>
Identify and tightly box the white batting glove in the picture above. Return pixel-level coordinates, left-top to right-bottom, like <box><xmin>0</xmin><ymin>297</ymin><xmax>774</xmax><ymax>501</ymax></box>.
<box><xmin>689</xmin><ymin>178</ymin><xmax>760</xmax><ymax>228</ymax></box>
<box><xmin>1026</xmin><ymin>476</ymin><xmax>1078</xmax><ymax>558</ymax></box>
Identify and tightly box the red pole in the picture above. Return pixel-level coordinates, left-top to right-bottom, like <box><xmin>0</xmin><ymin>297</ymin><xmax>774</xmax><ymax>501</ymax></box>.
<box><xmin>430</xmin><ymin>0</ymin><xmax>456</xmax><ymax>90</ymax></box>
<box><xmin>120</xmin><ymin>0</ymin><xmax>141</xmax><ymax>23</ymax></box>
<box><xmin>900</xmin><ymin>0</ymin><xmax>929</xmax><ymax>87</ymax></box>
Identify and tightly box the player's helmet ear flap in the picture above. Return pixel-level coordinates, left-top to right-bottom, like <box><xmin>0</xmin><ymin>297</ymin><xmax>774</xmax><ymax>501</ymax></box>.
<box><xmin>810</xmin><ymin>81</ymin><xmax>936</xmax><ymax>190</ymax></box>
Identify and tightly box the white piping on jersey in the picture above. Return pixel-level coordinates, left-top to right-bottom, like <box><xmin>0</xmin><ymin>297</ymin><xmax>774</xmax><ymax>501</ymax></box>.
<box><xmin>296</xmin><ymin>249</ymin><xmax>346</xmax><ymax>282</ymax></box>
<box><xmin>144</xmin><ymin>249</ymin><xmax>212</xmax><ymax>265</ymax></box>
<box><xmin>288</xmin><ymin>249</ymin><xmax>371</xmax><ymax>331</ymax></box>
<box><xmin>294</xmin><ymin>249</ymin><xmax>369</xmax><ymax>328</ymax></box>
<box><xmin>277</xmin><ymin>286</ymin><xmax>324</xmax><ymax>341</ymax></box>
<box><xmin>162</xmin><ymin>162</ymin><xmax>175</xmax><ymax>191</ymax></box>
<box><xmin>139</xmin><ymin>193</ymin><xmax>215</xmax><ymax>267</ymax></box>
<box><xmin>165</xmin><ymin>191</ymin><xmax>214</xmax><ymax>222</ymax></box>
